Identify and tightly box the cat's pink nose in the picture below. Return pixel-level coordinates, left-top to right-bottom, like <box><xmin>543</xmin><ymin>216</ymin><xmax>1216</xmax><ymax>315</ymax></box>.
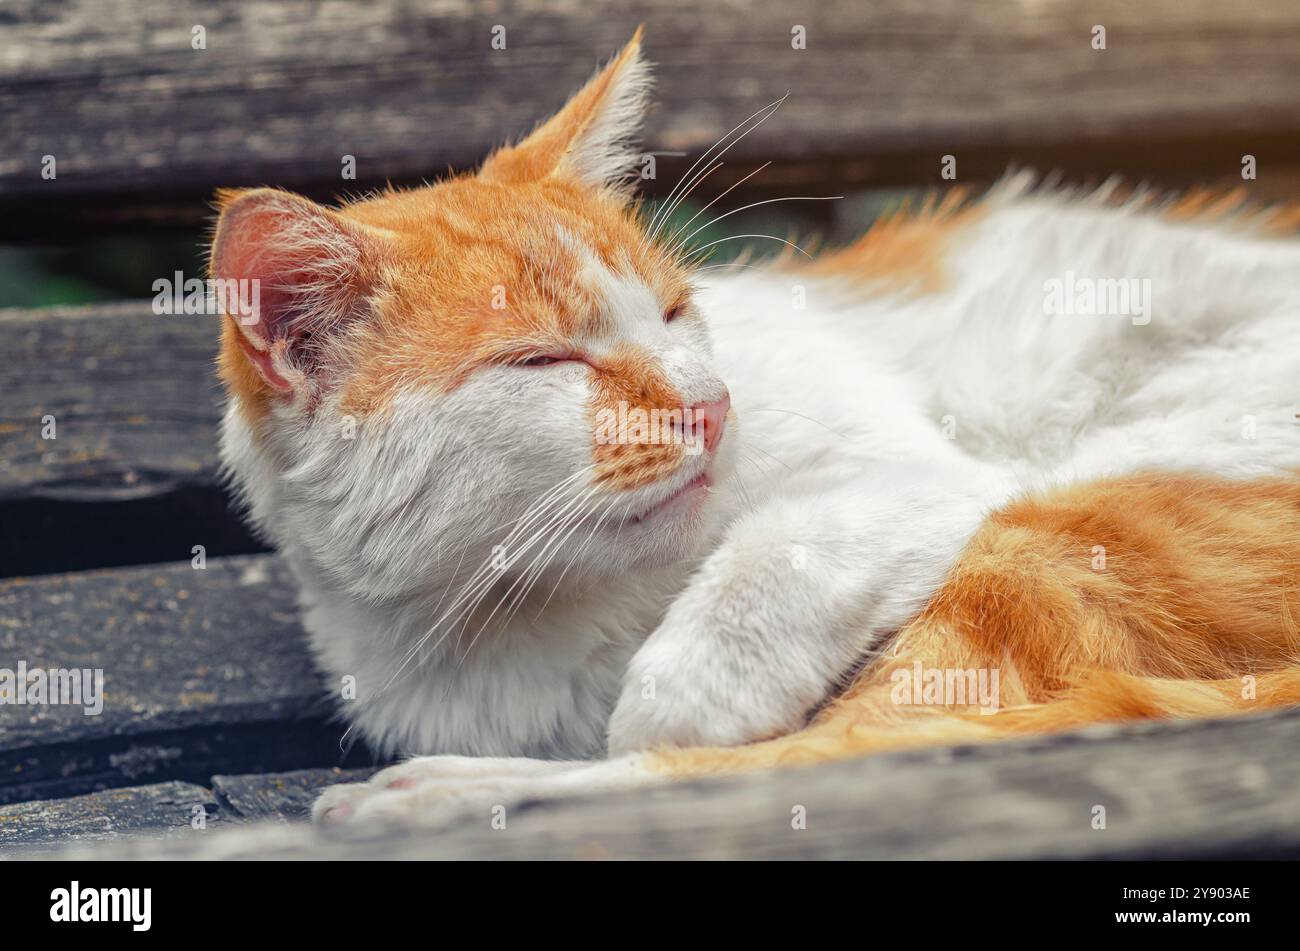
<box><xmin>687</xmin><ymin>394</ymin><xmax>730</xmax><ymax>453</ymax></box>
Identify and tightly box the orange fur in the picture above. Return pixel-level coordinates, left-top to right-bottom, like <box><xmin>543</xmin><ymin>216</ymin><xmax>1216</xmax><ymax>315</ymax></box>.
<box><xmin>648</xmin><ymin>471</ymin><xmax>1300</xmax><ymax>776</ymax></box>
<box><xmin>1161</xmin><ymin>186</ymin><xmax>1300</xmax><ymax>235</ymax></box>
<box><xmin>795</xmin><ymin>188</ymin><xmax>979</xmax><ymax>293</ymax></box>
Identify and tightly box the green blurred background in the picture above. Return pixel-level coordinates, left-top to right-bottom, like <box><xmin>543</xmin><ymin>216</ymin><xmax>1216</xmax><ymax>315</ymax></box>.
<box><xmin>0</xmin><ymin>189</ymin><xmax>919</xmax><ymax>309</ymax></box>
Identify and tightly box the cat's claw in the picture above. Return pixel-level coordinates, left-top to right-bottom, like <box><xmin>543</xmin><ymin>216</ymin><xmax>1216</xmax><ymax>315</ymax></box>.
<box><xmin>311</xmin><ymin>754</ymin><xmax>656</xmax><ymax>828</ymax></box>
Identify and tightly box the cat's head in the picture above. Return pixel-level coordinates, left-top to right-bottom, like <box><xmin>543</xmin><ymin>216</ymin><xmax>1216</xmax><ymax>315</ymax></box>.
<box><xmin>211</xmin><ymin>32</ymin><xmax>737</xmax><ymax>603</ymax></box>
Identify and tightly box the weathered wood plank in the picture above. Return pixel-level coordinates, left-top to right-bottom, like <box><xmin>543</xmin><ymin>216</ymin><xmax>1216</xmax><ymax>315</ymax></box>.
<box><xmin>0</xmin><ymin>302</ymin><xmax>259</xmax><ymax>575</ymax></box>
<box><xmin>212</xmin><ymin>767</ymin><xmax>377</xmax><ymax>822</ymax></box>
<box><xmin>2</xmin><ymin>0</ymin><xmax>1298</xmax><ymax>236</ymax></box>
<box><xmin>0</xmin><ymin>780</ymin><xmax>221</xmax><ymax>854</ymax></box>
<box><xmin>0</xmin><ymin>554</ymin><xmax>376</xmax><ymax>803</ymax></box>
<box><xmin>0</xmin><ymin>770</ymin><xmax>377</xmax><ymax>854</ymax></box>
<box><xmin>0</xmin><ymin>303</ymin><xmax>218</xmax><ymax>503</ymax></box>
<box><xmin>45</xmin><ymin>708</ymin><xmax>1300</xmax><ymax>860</ymax></box>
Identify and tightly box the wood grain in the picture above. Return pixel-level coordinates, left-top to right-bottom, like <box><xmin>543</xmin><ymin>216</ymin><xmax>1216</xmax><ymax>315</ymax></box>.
<box><xmin>0</xmin><ymin>780</ymin><xmax>223</xmax><ymax>855</ymax></box>
<box><xmin>0</xmin><ymin>302</ymin><xmax>262</xmax><ymax>575</ymax></box>
<box><xmin>2</xmin><ymin>0</ymin><xmax>1298</xmax><ymax>235</ymax></box>
<box><xmin>0</xmin><ymin>303</ymin><xmax>220</xmax><ymax>504</ymax></box>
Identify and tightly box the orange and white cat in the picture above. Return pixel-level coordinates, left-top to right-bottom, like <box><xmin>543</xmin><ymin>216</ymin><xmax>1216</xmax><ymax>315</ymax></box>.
<box><xmin>209</xmin><ymin>32</ymin><xmax>1300</xmax><ymax>826</ymax></box>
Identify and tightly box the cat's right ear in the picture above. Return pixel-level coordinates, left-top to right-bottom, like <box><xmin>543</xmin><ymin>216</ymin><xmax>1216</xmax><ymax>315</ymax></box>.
<box><xmin>210</xmin><ymin>188</ymin><xmax>390</xmax><ymax>400</ymax></box>
<box><xmin>478</xmin><ymin>29</ymin><xmax>651</xmax><ymax>196</ymax></box>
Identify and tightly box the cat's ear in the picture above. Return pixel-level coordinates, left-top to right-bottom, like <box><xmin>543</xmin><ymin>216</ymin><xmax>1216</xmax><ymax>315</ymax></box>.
<box><xmin>210</xmin><ymin>188</ymin><xmax>390</xmax><ymax>399</ymax></box>
<box><xmin>479</xmin><ymin>28</ymin><xmax>650</xmax><ymax>195</ymax></box>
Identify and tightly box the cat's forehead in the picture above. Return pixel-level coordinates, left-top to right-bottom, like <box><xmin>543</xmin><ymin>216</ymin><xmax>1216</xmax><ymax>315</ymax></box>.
<box><xmin>351</xmin><ymin>179</ymin><xmax>648</xmax><ymax>267</ymax></box>
<box><xmin>351</xmin><ymin>179</ymin><xmax>684</xmax><ymax>317</ymax></box>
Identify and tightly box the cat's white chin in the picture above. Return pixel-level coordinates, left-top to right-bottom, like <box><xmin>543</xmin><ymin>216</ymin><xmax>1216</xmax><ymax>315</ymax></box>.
<box><xmin>607</xmin><ymin>458</ymin><xmax>734</xmax><ymax>570</ymax></box>
<box><xmin>625</xmin><ymin>472</ymin><xmax>712</xmax><ymax>525</ymax></box>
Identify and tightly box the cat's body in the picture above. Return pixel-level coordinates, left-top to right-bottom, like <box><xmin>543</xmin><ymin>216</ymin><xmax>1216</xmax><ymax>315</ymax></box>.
<box><xmin>210</xmin><ymin>34</ymin><xmax>1300</xmax><ymax>825</ymax></box>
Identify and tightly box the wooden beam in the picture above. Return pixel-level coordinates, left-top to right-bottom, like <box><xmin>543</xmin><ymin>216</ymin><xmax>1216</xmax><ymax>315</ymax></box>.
<box><xmin>2</xmin><ymin>0</ymin><xmax>1297</xmax><ymax>236</ymax></box>
<box><xmin>0</xmin><ymin>303</ymin><xmax>220</xmax><ymax>505</ymax></box>
<box><xmin>0</xmin><ymin>302</ymin><xmax>262</xmax><ymax>575</ymax></box>
<box><xmin>0</xmin><ymin>554</ymin><xmax>377</xmax><ymax>804</ymax></box>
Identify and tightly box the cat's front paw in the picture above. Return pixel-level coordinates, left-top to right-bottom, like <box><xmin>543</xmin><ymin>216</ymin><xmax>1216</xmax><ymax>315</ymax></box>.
<box><xmin>312</xmin><ymin>754</ymin><xmax>653</xmax><ymax>829</ymax></box>
<box><xmin>607</xmin><ymin>632</ymin><xmax>813</xmax><ymax>756</ymax></box>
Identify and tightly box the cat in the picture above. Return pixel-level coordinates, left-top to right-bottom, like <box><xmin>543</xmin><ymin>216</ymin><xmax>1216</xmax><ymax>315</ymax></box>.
<box><xmin>207</xmin><ymin>31</ymin><xmax>1300</xmax><ymax>827</ymax></box>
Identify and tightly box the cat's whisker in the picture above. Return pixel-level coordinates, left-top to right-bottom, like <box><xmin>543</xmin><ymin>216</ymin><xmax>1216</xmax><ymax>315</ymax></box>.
<box><xmin>487</xmin><ymin>494</ymin><xmax>600</xmax><ymax>633</ymax></box>
<box><xmin>735</xmin><ymin>444</ymin><xmax>774</xmax><ymax>472</ymax></box>
<box><xmin>686</xmin><ymin>233</ymin><xmax>813</xmax><ymax>262</ymax></box>
<box><xmin>649</xmin><ymin>159</ymin><xmax>724</xmax><ymax>242</ymax></box>
<box><xmin>448</xmin><ymin>489</ymin><xmax>603</xmax><ymax>687</ymax></box>
<box><xmin>483</xmin><ymin>465</ymin><xmax>597</xmax><ymax>538</ymax></box>
<box><xmin>533</xmin><ymin>497</ymin><xmax>630</xmax><ymax>619</ymax></box>
<box><xmin>727</xmin><ymin>466</ymin><xmax>759</xmax><ymax>515</ymax></box>
<box><xmin>668</xmin><ymin>195</ymin><xmax>841</xmax><ymax>261</ymax></box>
<box><xmin>493</xmin><ymin>498</ymin><xmax>602</xmax><ymax>635</ymax></box>
<box><xmin>378</xmin><ymin>472</ymin><xmax>597</xmax><ymax>694</ymax></box>
<box><xmin>739</xmin><ymin>442</ymin><xmax>794</xmax><ymax>473</ymax></box>
<box><xmin>662</xmin><ymin>162</ymin><xmax>772</xmax><ymax>253</ymax></box>
<box><xmin>439</xmin><ymin>490</ymin><xmax>596</xmax><ymax>659</ymax></box>
<box><xmin>647</xmin><ymin>94</ymin><xmax>788</xmax><ymax>240</ymax></box>
<box><xmin>451</xmin><ymin>486</ymin><xmax>601</xmax><ymax>649</ymax></box>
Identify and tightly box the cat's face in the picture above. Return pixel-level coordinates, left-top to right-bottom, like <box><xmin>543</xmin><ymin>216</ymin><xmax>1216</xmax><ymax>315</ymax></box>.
<box><xmin>212</xmin><ymin>33</ymin><xmax>737</xmax><ymax>601</ymax></box>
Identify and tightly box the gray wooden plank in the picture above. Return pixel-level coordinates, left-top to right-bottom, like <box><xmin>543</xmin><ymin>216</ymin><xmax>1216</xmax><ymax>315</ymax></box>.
<box><xmin>0</xmin><ymin>554</ymin><xmax>373</xmax><ymax>803</ymax></box>
<box><xmin>212</xmin><ymin>767</ymin><xmax>378</xmax><ymax>822</ymax></box>
<box><xmin>0</xmin><ymin>302</ymin><xmax>218</xmax><ymax>504</ymax></box>
<box><xmin>2</xmin><ymin>0</ymin><xmax>1298</xmax><ymax>234</ymax></box>
<box><xmin>48</xmin><ymin>707</ymin><xmax>1300</xmax><ymax>860</ymax></box>
<box><xmin>0</xmin><ymin>780</ymin><xmax>221</xmax><ymax>855</ymax></box>
<box><xmin>0</xmin><ymin>302</ymin><xmax>261</xmax><ymax>576</ymax></box>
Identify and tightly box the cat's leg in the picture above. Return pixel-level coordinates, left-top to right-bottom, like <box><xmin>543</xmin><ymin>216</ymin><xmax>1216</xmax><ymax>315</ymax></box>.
<box><xmin>606</xmin><ymin>458</ymin><xmax>1007</xmax><ymax>754</ymax></box>
<box><xmin>312</xmin><ymin>754</ymin><xmax>660</xmax><ymax>827</ymax></box>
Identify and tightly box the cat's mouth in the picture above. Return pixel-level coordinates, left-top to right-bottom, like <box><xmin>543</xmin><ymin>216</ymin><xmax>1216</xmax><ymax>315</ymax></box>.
<box><xmin>624</xmin><ymin>472</ymin><xmax>714</xmax><ymax>526</ymax></box>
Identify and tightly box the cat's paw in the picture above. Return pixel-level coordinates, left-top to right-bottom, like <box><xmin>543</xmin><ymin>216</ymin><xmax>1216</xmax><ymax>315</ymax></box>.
<box><xmin>311</xmin><ymin>754</ymin><xmax>654</xmax><ymax>829</ymax></box>
<box><xmin>607</xmin><ymin>492</ymin><xmax>877</xmax><ymax>756</ymax></box>
<box><xmin>607</xmin><ymin>628</ymin><xmax>813</xmax><ymax>755</ymax></box>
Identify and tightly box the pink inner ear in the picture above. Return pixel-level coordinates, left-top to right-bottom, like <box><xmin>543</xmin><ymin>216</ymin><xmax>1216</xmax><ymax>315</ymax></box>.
<box><xmin>214</xmin><ymin>201</ymin><xmax>319</xmax><ymax>346</ymax></box>
<box><xmin>230</xmin><ymin>320</ymin><xmax>293</xmax><ymax>393</ymax></box>
<box><xmin>212</xmin><ymin>192</ymin><xmax>363</xmax><ymax>393</ymax></box>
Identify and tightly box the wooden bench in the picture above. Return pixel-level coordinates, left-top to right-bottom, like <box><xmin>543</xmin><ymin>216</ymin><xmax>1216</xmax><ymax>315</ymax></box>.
<box><xmin>3</xmin><ymin>0</ymin><xmax>1300</xmax><ymax>859</ymax></box>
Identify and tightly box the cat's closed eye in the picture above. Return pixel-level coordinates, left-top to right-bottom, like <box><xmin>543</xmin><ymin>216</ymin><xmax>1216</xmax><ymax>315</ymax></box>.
<box><xmin>665</xmin><ymin>301</ymin><xmax>687</xmax><ymax>323</ymax></box>
<box><xmin>516</xmin><ymin>354</ymin><xmax>571</xmax><ymax>368</ymax></box>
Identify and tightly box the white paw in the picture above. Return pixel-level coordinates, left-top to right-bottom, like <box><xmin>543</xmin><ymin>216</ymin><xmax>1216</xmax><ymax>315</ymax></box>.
<box><xmin>607</xmin><ymin>500</ymin><xmax>866</xmax><ymax>756</ymax></box>
<box><xmin>607</xmin><ymin>620</ymin><xmax>813</xmax><ymax>756</ymax></box>
<box><xmin>311</xmin><ymin>754</ymin><xmax>655</xmax><ymax>829</ymax></box>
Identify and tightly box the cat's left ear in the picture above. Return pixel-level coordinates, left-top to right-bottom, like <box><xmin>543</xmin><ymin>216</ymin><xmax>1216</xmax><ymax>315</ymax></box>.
<box><xmin>479</xmin><ymin>28</ymin><xmax>650</xmax><ymax>196</ymax></box>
